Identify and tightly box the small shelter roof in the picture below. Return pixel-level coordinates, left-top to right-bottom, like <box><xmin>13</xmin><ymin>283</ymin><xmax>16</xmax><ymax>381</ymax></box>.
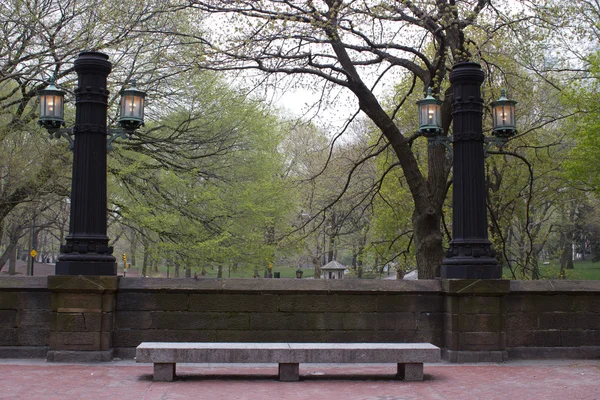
<box><xmin>322</xmin><ymin>261</ymin><xmax>347</xmax><ymax>270</ymax></box>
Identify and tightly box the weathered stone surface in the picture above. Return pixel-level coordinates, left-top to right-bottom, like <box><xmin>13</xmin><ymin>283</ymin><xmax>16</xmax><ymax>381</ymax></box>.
<box><xmin>377</xmin><ymin>295</ymin><xmax>443</xmax><ymax>312</ymax></box>
<box><xmin>15</xmin><ymin>328</ymin><xmax>50</xmax><ymax>346</ymax></box>
<box><xmin>0</xmin><ymin>310</ymin><xmax>16</xmax><ymax>328</ymax></box>
<box><xmin>113</xmin><ymin>329</ymin><xmax>218</xmax><ymax>347</ymax></box>
<box><xmin>251</xmin><ymin>312</ymin><xmax>344</xmax><ymax>331</ymax></box>
<box><xmin>573</xmin><ymin>296</ymin><xmax>600</xmax><ymax>313</ymax></box>
<box><xmin>53</xmin><ymin>293</ymin><xmax>102</xmax><ymax>312</ymax></box>
<box><xmin>505</xmin><ymin>313</ymin><xmax>539</xmax><ymax>331</ymax></box>
<box><xmin>342</xmin><ymin>312</ymin><xmax>417</xmax><ymax>331</ymax></box>
<box><xmin>17</xmin><ymin>310</ymin><xmax>53</xmax><ymax>327</ymax></box>
<box><xmin>510</xmin><ymin>280</ymin><xmax>600</xmax><ymax>293</ymax></box>
<box><xmin>278</xmin><ymin>363</ymin><xmax>299</xmax><ymax>381</ymax></box>
<box><xmin>0</xmin><ymin>329</ymin><xmax>17</xmax><ymax>345</ymax></box>
<box><xmin>48</xmin><ymin>276</ymin><xmax>118</xmax><ymax>293</ymax></box>
<box><xmin>115</xmin><ymin>311</ymin><xmax>152</xmax><ymax>330</ymax></box>
<box><xmin>539</xmin><ymin>313</ymin><xmax>600</xmax><ymax>331</ymax></box>
<box><xmin>0</xmin><ymin>277</ymin><xmax>47</xmax><ymax>289</ymax></box>
<box><xmin>189</xmin><ymin>294</ymin><xmax>278</xmax><ymax>313</ymax></box>
<box><xmin>507</xmin><ymin>346</ymin><xmax>600</xmax><ymax>359</ymax></box>
<box><xmin>55</xmin><ymin>313</ymin><xmax>102</xmax><ymax>332</ymax></box>
<box><xmin>116</xmin><ymin>293</ymin><xmax>188</xmax><ymax>311</ymax></box>
<box><xmin>0</xmin><ymin>345</ymin><xmax>48</xmax><ymax>358</ymax></box>
<box><xmin>460</xmin><ymin>332</ymin><xmax>504</xmax><ymax>349</ymax></box>
<box><xmin>53</xmin><ymin>331</ymin><xmax>99</xmax><ymax>349</ymax></box>
<box><xmin>560</xmin><ymin>330</ymin><xmax>600</xmax><ymax>346</ymax></box>
<box><xmin>279</xmin><ymin>295</ymin><xmax>377</xmax><ymax>313</ymax></box>
<box><xmin>152</xmin><ymin>312</ymin><xmax>249</xmax><ymax>330</ymax></box>
<box><xmin>458</xmin><ymin>296</ymin><xmax>502</xmax><ymax>314</ymax></box>
<box><xmin>417</xmin><ymin>313</ymin><xmax>444</xmax><ymax>331</ymax></box>
<box><xmin>135</xmin><ymin>342</ymin><xmax>441</xmax><ymax>364</ymax></box>
<box><xmin>442</xmin><ymin>280</ymin><xmax>510</xmax><ymax>294</ymax></box>
<box><xmin>119</xmin><ymin>278</ymin><xmax>222</xmax><ymax>292</ymax></box>
<box><xmin>458</xmin><ymin>314</ymin><xmax>502</xmax><ymax>332</ymax></box>
<box><xmin>327</xmin><ymin>279</ymin><xmax>441</xmax><ymax>293</ymax></box>
<box><xmin>443</xmin><ymin>349</ymin><xmax>507</xmax><ymax>363</ymax></box>
<box><xmin>504</xmin><ymin>295</ymin><xmax>574</xmax><ymax>313</ymax></box>
<box><xmin>506</xmin><ymin>330</ymin><xmax>561</xmax><ymax>348</ymax></box>
<box><xmin>154</xmin><ymin>363</ymin><xmax>175</xmax><ymax>381</ymax></box>
<box><xmin>397</xmin><ymin>363</ymin><xmax>423</xmax><ymax>381</ymax></box>
<box><xmin>216</xmin><ymin>330</ymin><xmax>327</xmax><ymax>343</ymax></box>
<box><xmin>46</xmin><ymin>349</ymin><xmax>113</xmax><ymax>362</ymax></box>
<box><xmin>0</xmin><ymin>292</ymin><xmax>51</xmax><ymax>310</ymax></box>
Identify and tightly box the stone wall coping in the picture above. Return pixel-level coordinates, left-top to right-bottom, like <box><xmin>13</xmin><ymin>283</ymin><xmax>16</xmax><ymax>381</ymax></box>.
<box><xmin>510</xmin><ymin>280</ymin><xmax>600</xmax><ymax>293</ymax></box>
<box><xmin>117</xmin><ymin>277</ymin><xmax>442</xmax><ymax>293</ymax></box>
<box><xmin>2</xmin><ymin>276</ymin><xmax>598</xmax><ymax>294</ymax></box>
<box><xmin>0</xmin><ymin>276</ymin><xmax>48</xmax><ymax>290</ymax></box>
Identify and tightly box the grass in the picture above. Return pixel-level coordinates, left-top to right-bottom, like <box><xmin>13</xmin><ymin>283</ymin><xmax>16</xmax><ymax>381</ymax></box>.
<box><xmin>120</xmin><ymin>264</ymin><xmax>315</xmax><ymax>279</ymax></box>
<box><xmin>503</xmin><ymin>259</ymin><xmax>600</xmax><ymax>280</ymax></box>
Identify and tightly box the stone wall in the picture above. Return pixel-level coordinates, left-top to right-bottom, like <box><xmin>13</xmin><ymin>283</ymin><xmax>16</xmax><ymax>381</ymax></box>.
<box><xmin>0</xmin><ymin>276</ymin><xmax>599</xmax><ymax>362</ymax></box>
<box><xmin>113</xmin><ymin>279</ymin><xmax>444</xmax><ymax>359</ymax></box>
<box><xmin>0</xmin><ymin>277</ymin><xmax>51</xmax><ymax>358</ymax></box>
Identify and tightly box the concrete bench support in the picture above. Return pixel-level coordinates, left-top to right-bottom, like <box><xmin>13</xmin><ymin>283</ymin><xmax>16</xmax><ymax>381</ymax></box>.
<box><xmin>278</xmin><ymin>363</ymin><xmax>300</xmax><ymax>382</ymax></box>
<box><xmin>397</xmin><ymin>363</ymin><xmax>423</xmax><ymax>381</ymax></box>
<box><xmin>136</xmin><ymin>342</ymin><xmax>440</xmax><ymax>382</ymax></box>
<box><xmin>154</xmin><ymin>363</ymin><xmax>176</xmax><ymax>382</ymax></box>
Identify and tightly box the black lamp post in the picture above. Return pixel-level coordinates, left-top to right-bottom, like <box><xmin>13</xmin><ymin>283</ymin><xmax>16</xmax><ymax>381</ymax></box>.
<box><xmin>440</xmin><ymin>62</ymin><xmax>502</xmax><ymax>279</ymax></box>
<box><xmin>38</xmin><ymin>51</ymin><xmax>145</xmax><ymax>275</ymax></box>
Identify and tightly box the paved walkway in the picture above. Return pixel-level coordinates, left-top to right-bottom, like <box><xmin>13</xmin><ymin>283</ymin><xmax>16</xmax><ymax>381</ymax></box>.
<box><xmin>0</xmin><ymin>359</ymin><xmax>598</xmax><ymax>399</ymax></box>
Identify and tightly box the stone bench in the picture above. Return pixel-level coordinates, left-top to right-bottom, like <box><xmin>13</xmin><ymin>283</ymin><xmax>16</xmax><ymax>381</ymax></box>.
<box><xmin>135</xmin><ymin>342</ymin><xmax>441</xmax><ymax>382</ymax></box>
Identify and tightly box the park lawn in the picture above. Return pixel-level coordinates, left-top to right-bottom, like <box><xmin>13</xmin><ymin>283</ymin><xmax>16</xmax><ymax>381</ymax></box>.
<box><xmin>122</xmin><ymin>264</ymin><xmax>315</xmax><ymax>279</ymax></box>
<box><xmin>503</xmin><ymin>260</ymin><xmax>600</xmax><ymax>280</ymax></box>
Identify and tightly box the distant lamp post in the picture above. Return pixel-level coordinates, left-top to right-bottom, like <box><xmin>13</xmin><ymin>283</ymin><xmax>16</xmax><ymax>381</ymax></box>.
<box><xmin>296</xmin><ymin>268</ymin><xmax>304</xmax><ymax>279</ymax></box>
<box><xmin>37</xmin><ymin>51</ymin><xmax>145</xmax><ymax>275</ymax></box>
<box><xmin>491</xmin><ymin>89</ymin><xmax>517</xmax><ymax>141</ymax></box>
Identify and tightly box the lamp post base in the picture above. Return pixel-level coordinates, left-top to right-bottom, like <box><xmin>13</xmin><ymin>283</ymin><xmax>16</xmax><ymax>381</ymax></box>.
<box><xmin>55</xmin><ymin>261</ymin><xmax>117</xmax><ymax>276</ymax></box>
<box><xmin>440</xmin><ymin>259</ymin><xmax>501</xmax><ymax>279</ymax></box>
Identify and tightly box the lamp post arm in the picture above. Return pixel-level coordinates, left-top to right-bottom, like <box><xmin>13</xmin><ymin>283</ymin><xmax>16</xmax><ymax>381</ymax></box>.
<box><xmin>47</xmin><ymin>128</ymin><xmax>74</xmax><ymax>150</ymax></box>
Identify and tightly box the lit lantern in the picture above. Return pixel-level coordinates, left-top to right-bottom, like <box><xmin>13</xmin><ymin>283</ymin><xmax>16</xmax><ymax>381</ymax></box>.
<box><xmin>491</xmin><ymin>89</ymin><xmax>517</xmax><ymax>138</ymax></box>
<box><xmin>117</xmin><ymin>79</ymin><xmax>145</xmax><ymax>130</ymax></box>
<box><xmin>417</xmin><ymin>87</ymin><xmax>443</xmax><ymax>137</ymax></box>
<box><xmin>38</xmin><ymin>77</ymin><xmax>65</xmax><ymax>130</ymax></box>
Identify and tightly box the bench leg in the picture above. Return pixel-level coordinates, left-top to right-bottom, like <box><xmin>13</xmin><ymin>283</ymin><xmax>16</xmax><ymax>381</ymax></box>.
<box><xmin>278</xmin><ymin>363</ymin><xmax>299</xmax><ymax>381</ymax></box>
<box><xmin>397</xmin><ymin>363</ymin><xmax>423</xmax><ymax>381</ymax></box>
<box><xmin>154</xmin><ymin>363</ymin><xmax>176</xmax><ymax>381</ymax></box>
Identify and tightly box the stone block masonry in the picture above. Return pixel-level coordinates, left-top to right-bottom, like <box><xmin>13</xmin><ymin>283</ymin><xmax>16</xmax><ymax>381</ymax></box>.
<box><xmin>1</xmin><ymin>276</ymin><xmax>599</xmax><ymax>362</ymax></box>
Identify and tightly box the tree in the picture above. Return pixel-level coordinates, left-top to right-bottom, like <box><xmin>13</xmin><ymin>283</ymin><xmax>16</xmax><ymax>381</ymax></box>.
<box><xmin>168</xmin><ymin>0</ymin><xmax>565</xmax><ymax>278</ymax></box>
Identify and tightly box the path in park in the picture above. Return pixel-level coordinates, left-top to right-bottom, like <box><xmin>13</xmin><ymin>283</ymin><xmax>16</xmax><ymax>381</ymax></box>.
<box><xmin>0</xmin><ymin>359</ymin><xmax>598</xmax><ymax>400</ymax></box>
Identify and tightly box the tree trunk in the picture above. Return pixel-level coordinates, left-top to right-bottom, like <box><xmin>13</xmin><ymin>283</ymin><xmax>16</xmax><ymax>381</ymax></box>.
<box><xmin>217</xmin><ymin>265</ymin><xmax>223</xmax><ymax>278</ymax></box>
<box><xmin>412</xmin><ymin>207</ymin><xmax>444</xmax><ymax>279</ymax></box>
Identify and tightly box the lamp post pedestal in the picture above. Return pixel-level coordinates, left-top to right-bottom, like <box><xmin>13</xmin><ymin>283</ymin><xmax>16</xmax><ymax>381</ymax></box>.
<box><xmin>55</xmin><ymin>52</ymin><xmax>116</xmax><ymax>276</ymax></box>
<box><xmin>441</xmin><ymin>62</ymin><xmax>501</xmax><ymax>279</ymax></box>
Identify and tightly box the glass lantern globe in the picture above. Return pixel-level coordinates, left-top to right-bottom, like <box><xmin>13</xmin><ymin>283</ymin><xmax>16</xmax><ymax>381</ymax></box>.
<box><xmin>417</xmin><ymin>87</ymin><xmax>443</xmax><ymax>137</ymax></box>
<box><xmin>38</xmin><ymin>77</ymin><xmax>65</xmax><ymax>130</ymax></box>
<box><xmin>491</xmin><ymin>89</ymin><xmax>517</xmax><ymax>139</ymax></box>
<box><xmin>117</xmin><ymin>79</ymin><xmax>145</xmax><ymax>131</ymax></box>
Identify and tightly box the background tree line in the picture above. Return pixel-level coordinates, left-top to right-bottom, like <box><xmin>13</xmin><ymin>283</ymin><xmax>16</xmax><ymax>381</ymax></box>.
<box><xmin>2</xmin><ymin>0</ymin><xmax>600</xmax><ymax>280</ymax></box>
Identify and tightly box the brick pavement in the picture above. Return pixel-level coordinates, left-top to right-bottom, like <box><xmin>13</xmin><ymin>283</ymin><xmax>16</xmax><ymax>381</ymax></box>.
<box><xmin>0</xmin><ymin>359</ymin><xmax>598</xmax><ymax>400</ymax></box>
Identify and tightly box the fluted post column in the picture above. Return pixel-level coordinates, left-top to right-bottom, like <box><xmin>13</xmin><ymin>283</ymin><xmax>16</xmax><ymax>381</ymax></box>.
<box><xmin>441</xmin><ymin>62</ymin><xmax>500</xmax><ymax>279</ymax></box>
<box><xmin>55</xmin><ymin>52</ymin><xmax>116</xmax><ymax>275</ymax></box>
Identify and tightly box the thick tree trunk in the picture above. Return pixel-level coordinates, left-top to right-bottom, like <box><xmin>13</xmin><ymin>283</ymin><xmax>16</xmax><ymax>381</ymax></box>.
<box><xmin>413</xmin><ymin>207</ymin><xmax>444</xmax><ymax>279</ymax></box>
